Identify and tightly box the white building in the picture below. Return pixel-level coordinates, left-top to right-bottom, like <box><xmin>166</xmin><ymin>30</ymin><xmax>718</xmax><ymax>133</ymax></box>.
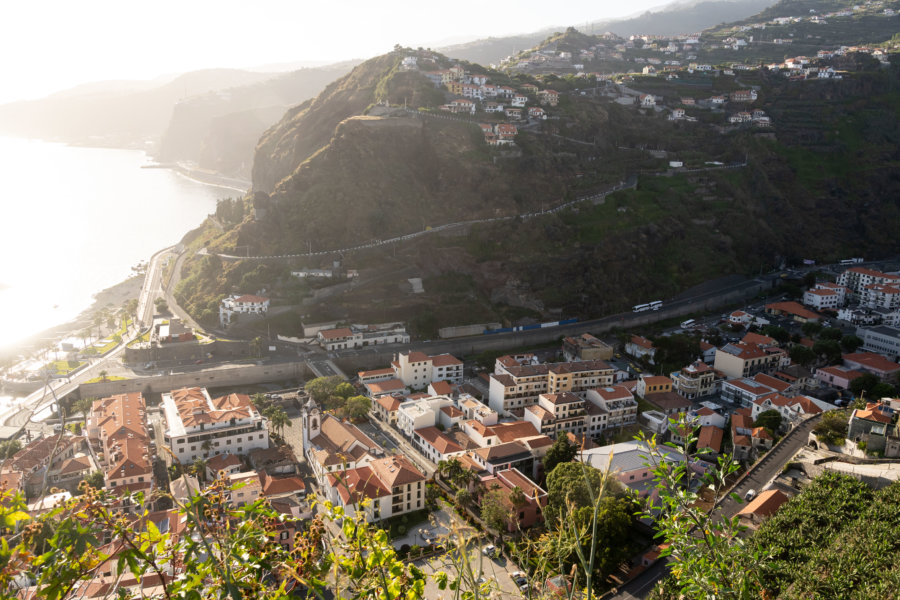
<box><xmin>317</xmin><ymin>325</ymin><xmax>410</xmax><ymax>351</ymax></box>
<box><xmin>392</xmin><ymin>352</ymin><xmax>463</xmax><ymax>388</ymax></box>
<box><xmin>300</xmin><ymin>398</ymin><xmax>382</xmax><ymax>484</ymax></box>
<box><xmin>324</xmin><ymin>454</ymin><xmax>427</xmax><ymax>523</ymax></box>
<box><xmin>396</xmin><ymin>395</ymin><xmax>456</xmax><ymax>438</ymax></box>
<box><xmin>219</xmin><ymin>294</ymin><xmax>269</xmax><ymax>326</ymax></box>
<box><xmin>585</xmin><ymin>386</ymin><xmax>638</xmax><ymax>429</ymax></box>
<box><xmin>488</xmin><ymin>360</ymin><xmax>614</xmax><ymax>415</ymax></box>
<box><xmin>161</xmin><ymin>387</ymin><xmax>269</xmax><ymax>464</ymax></box>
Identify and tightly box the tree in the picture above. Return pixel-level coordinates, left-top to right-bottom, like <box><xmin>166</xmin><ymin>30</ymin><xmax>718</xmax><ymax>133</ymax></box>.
<box><xmin>304</xmin><ymin>376</ymin><xmax>343</xmax><ymax>405</ymax></box>
<box><xmin>264</xmin><ymin>406</ymin><xmax>291</xmax><ymax>438</ymax></box>
<box><xmin>154</xmin><ymin>297</ymin><xmax>168</xmax><ymax>314</ymax></box>
<box><xmin>814</xmin><ymin>411</ymin><xmax>849</xmax><ymax>446</ymax></box>
<box><xmin>98</xmin><ymin>370</ymin><xmax>109</xmax><ymax>382</ymax></box>
<box><xmin>542</xmin><ymin>433</ymin><xmax>578</xmax><ymax>477</ymax></box>
<box><xmin>637</xmin><ymin>422</ymin><xmax>762</xmax><ymax>599</ymax></box>
<box><xmin>454</xmin><ymin>488</ymin><xmax>473</xmax><ymax>509</ymax></box>
<box><xmin>334</xmin><ymin>382</ymin><xmax>356</xmax><ymax>401</ymax></box>
<box><xmin>802</xmin><ymin>321</ymin><xmax>823</xmax><ymax>337</ymax></box>
<box><xmin>754</xmin><ymin>409</ymin><xmax>782</xmax><ymax>435</ymax></box>
<box><xmin>0</xmin><ymin>440</ymin><xmax>21</xmax><ymax>459</ymax></box>
<box><xmin>480</xmin><ymin>485</ymin><xmax>513</xmax><ymax>533</ymax></box>
<box><xmin>789</xmin><ymin>345</ymin><xmax>817</xmax><ymax>367</ymax></box>
<box><xmin>80</xmin><ymin>470</ymin><xmax>105</xmax><ymax>491</ymax></box>
<box><xmin>871</xmin><ymin>382</ymin><xmax>897</xmax><ymax>400</ymax></box>
<box><xmin>193</xmin><ymin>458</ymin><xmax>208</xmax><ymax>484</ymax></box>
<box><xmin>760</xmin><ymin>325</ymin><xmax>790</xmax><ymax>344</ymax></box>
<box><xmin>250</xmin><ymin>336</ymin><xmax>263</xmax><ymax>358</ymax></box>
<box><xmin>812</xmin><ymin>339</ymin><xmax>842</xmax><ymax>364</ymax></box>
<box><xmin>841</xmin><ymin>334</ymin><xmax>864</xmax><ymax>353</ymax></box>
<box><xmin>849</xmin><ymin>372</ymin><xmax>880</xmax><ymax>398</ymax></box>
<box><xmin>544</xmin><ymin>461</ymin><xmax>627</xmax><ymax>527</ymax></box>
<box><xmin>71</xmin><ymin>397</ymin><xmax>94</xmax><ymax>424</ymax></box>
<box><xmin>819</xmin><ymin>327</ymin><xmax>843</xmax><ymax>341</ymax></box>
<box><xmin>346</xmin><ymin>396</ymin><xmax>371</xmax><ymax>420</ymax></box>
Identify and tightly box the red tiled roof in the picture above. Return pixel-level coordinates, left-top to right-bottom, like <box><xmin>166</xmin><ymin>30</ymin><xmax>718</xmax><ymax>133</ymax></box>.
<box><xmin>737</xmin><ymin>489</ymin><xmax>789</xmax><ymax>518</ymax></box>
<box><xmin>765</xmin><ymin>301</ymin><xmax>821</xmax><ymax>321</ymax></box>
<box><xmin>320</xmin><ymin>327</ymin><xmax>353</xmax><ymax>340</ymax></box>
<box><xmin>698</xmin><ymin>426</ymin><xmax>724</xmax><ymax>453</ymax></box>
<box><xmin>234</xmin><ymin>294</ymin><xmax>269</xmax><ymax>303</ymax></box>
<box><xmin>843</xmin><ymin>353</ymin><xmax>900</xmax><ymax>374</ymax></box>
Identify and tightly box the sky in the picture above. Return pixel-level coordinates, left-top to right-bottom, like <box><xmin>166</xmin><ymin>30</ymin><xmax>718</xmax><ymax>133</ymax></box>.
<box><xmin>0</xmin><ymin>0</ymin><xmax>672</xmax><ymax>104</ymax></box>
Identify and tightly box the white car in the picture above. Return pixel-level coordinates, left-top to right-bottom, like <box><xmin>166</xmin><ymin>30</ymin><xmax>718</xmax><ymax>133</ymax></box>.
<box><xmin>482</xmin><ymin>545</ymin><xmax>497</xmax><ymax>558</ymax></box>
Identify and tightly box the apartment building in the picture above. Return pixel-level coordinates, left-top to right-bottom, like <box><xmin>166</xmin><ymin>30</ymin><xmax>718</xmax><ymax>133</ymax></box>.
<box><xmin>324</xmin><ymin>454</ymin><xmax>427</xmax><ymax>523</ymax></box>
<box><xmin>488</xmin><ymin>360</ymin><xmax>614</xmax><ymax>415</ymax></box>
<box><xmin>161</xmin><ymin>387</ymin><xmax>269</xmax><ymax>465</ymax></box>
<box><xmin>89</xmin><ymin>392</ymin><xmax>154</xmax><ymax>494</ymax></box>
<box><xmin>524</xmin><ymin>392</ymin><xmax>587</xmax><ymax>437</ymax></box>
<box><xmin>392</xmin><ymin>351</ymin><xmax>463</xmax><ymax>387</ymax></box>
<box><xmin>837</xmin><ymin>267</ymin><xmax>900</xmax><ymax>297</ymax></box>
<box><xmin>671</xmin><ymin>361</ymin><xmax>716</xmax><ymax>399</ymax></box>
<box><xmin>585</xmin><ymin>386</ymin><xmax>638</xmax><ymax>429</ymax></box>
<box><xmin>714</xmin><ymin>342</ymin><xmax>788</xmax><ymax>379</ymax></box>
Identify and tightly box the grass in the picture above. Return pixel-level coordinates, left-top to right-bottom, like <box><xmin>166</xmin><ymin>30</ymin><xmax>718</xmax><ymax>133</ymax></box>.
<box><xmin>84</xmin><ymin>375</ymin><xmax>128</xmax><ymax>383</ymax></box>
<box><xmin>45</xmin><ymin>360</ymin><xmax>86</xmax><ymax>376</ymax></box>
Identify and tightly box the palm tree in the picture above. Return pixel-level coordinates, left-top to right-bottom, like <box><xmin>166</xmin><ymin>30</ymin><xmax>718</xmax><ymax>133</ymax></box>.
<box><xmin>193</xmin><ymin>458</ymin><xmax>208</xmax><ymax>485</ymax></box>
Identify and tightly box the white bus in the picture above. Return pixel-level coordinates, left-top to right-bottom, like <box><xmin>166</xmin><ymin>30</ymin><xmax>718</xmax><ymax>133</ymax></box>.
<box><xmin>681</xmin><ymin>319</ymin><xmax>696</xmax><ymax>329</ymax></box>
<box><xmin>649</xmin><ymin>300</ymin><xmax>663</xmax><ymax>310</ymax></box>
<box><xmin>633</xmin><ymin>303</ymin><xmax>651</xmax><ymax>313</ymax></box>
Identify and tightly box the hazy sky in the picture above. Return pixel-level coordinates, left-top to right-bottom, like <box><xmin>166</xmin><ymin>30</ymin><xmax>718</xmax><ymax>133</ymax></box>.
<box><xmin>0</xmin><ymin>0</ymin><xmax>671</xmax><ymax>103</ymax></box>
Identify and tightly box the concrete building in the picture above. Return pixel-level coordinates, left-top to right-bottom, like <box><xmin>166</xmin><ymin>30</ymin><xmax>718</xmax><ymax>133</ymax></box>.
<box><xmin>324</xmin><ymin>454</ymin><xmax>427</xmax><ymax>523</ymax></box>
<box><xmin>562</xmin><ymin>333</ymin><xmax>614</xmax><ymax>361</ymax></box>
<box><xmin>856</xmin><ymin>325</ymin><xmax>900</xmax><ymax>361</ymax></box>
<box><xmin>300</xmin><ymin>398</ymin><xmax>382</xmax><ymax>484</ymax></box>
<box><xmin>714</xmin><ymin>341</ymin><xmax>788</xmax><ymax>379</ymax></box>
<box><xmin>396</xmin><ymin>395</ymin><xmax>455</xmax><ymax>438</ymax></box>
<box><xmin>89</xmin><ymin>392</ymin><xmax>154</xmax><ymax>495</ymax></box>
<box><xmin>585</xmin><ymin>386</ymin><xmax>638</xmax><ymax>430</ymax></box>
<box><xmin>636</xmin><ymin>375</ymin><xmax>672</xmax><ymax>398</ymax></box>
<box><xmin>488</xmin><ymin>360</ymin><xmax>614</xmax><ymax>415</ymax></box>
<box><xmin>524</xmin><ymin>392</ymin><xmax>588</xmax><ymax>437</ymax></box>
<box><xmin>392</xmin><ymin>352</ymin><xmax>463</xmax><ymax>388</ymax></box>
<box><xmin>842</xmin><ymin>352</ymin><xmax>900</xmax><ymax>380</ymax></box>
<box><xmin>671</xmin><ymin>361</ymin><xmax>716</xmax><ymax>399</ymax></box>
<box><xmin>317</xmin><ymin>325</ymin><xmax>410</xmax><ymax>351</ymax></box>
<box><xmin>625</xmin><ymin>335</ymin><xmax>656</xmax><ymax>363</ymax></box>
<box><xmin>219</xmin><ymin>294</ymin><xmax>269</xmax><ymax>327</ymax></box>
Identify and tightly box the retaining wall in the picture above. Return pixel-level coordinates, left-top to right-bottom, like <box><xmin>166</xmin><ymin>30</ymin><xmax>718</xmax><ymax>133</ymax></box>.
<box><xmin>76</xmin><ymin>361</ymin><xmax>306</xmax><ymax>398</ymax></box>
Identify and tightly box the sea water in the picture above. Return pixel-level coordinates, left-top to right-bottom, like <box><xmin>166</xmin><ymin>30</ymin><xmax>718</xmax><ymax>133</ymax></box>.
<box><xmin>0</xmin><ymin>136</ymin><xmax>233</xmax><ymax>352</ymax></box>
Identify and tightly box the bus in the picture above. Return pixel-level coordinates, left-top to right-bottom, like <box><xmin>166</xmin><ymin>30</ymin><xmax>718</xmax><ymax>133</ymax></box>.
<box><xmin>633</xmin><ymin>303</ymin><xmax>651</xmax><ymax>313</ymax></box>
<box><xmin>681</xmin><ymin>319</ymin><xmax>696</xmax><ymax>329</ymax></box>
<box><xmin>649</xmin><ymin>300</ymin><xmax>663</xmax><ymax>310</ymax></box>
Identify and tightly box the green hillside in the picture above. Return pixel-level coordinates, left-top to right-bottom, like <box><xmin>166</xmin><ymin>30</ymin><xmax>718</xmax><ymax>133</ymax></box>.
<box><xmin>175</xmin><ymin>3</ymin><xmax>900</xmax><ymax>335</ymax></box>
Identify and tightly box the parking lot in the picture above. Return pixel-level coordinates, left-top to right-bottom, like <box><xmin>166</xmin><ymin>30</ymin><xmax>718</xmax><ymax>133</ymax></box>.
<box><xmin>416</xmin><ymin>542</ymin><xmax>529</xmax><ymax>600</ymax></box>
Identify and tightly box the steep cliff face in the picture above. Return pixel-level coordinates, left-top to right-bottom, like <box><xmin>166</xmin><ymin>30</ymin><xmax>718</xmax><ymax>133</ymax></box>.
<box><xmin>158</xmin><ymin>63</ymin><xmax>356</xmax><ymax>177</ymax></box>
<box><xmin>231</xmin><ymin>111</ymin><xmax>571</xmax><ymax>254</ymax></box>
<box><xmin>251</xmin><ymin>54</ymin><xmax>405</xmax><ymax>193</ymax></box>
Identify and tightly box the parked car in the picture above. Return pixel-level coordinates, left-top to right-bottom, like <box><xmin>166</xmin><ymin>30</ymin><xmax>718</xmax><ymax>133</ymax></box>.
<box><xmin>745</xmin><ymin>489</ymin><xmax>757</xmax><ymax>501</ymax></box>
<box><xmin>481</xmin><ymin>545</ymin><xmax>497</xmax><ymax>558</ymax></box>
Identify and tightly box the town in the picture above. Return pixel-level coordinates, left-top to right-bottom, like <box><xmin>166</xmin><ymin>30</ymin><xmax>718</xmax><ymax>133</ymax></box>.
<box><xmin>3</xmin><ymin>257</ymin><xmax>900</xmax><ymax>598</ymax></box>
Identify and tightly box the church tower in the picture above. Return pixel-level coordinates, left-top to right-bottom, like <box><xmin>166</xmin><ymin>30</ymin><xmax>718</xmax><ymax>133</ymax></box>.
<box><xmin>301</xmin><ymin>396</ymin><xmax>321</xmax><ymax>452</ymax></box>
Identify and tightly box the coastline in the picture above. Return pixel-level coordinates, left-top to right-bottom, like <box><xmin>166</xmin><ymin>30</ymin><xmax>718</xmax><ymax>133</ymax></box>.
<box><xmin>167</xmin><ymin>162</ymin><xmax>251</xmax><ymax>194</ymax></box>
<box><xmin>0</xmin><ymin>275</ymin><xmax>145</xmax><ymax>363</ymax></box>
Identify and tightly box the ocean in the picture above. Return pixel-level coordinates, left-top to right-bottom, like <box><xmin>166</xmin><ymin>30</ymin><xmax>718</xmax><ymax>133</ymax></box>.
<box><xmin>0</xmin><ymin>136</ymin><xmax>236</xmax><ymax>352</ymax></box>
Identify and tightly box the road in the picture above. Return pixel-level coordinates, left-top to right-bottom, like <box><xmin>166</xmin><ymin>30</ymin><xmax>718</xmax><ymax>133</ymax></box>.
<box><xmin>716</xmin><ymin>413</ymin><xmax>824</xmax><ymax>517</ymax></box>
<box><xmin>608</xmin><ymin>414</ymin><xmax>825</xmax><ymax>599</ymax></box>
<box><xmin>4</xmin><ymin>245</ymin><xmax>176</xmax><ymax>429</ymax></box>
<box><xmin>136</xmin><ymin>245</ymin><xmax>175</xmax><ymax>328</ymax></box>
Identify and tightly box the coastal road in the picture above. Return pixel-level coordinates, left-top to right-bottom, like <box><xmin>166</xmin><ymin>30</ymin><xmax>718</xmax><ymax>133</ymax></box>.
<box><xmin>137</xmin><ymin>245</ymin><xmax>175</xmax><ymax>328</ymax></box>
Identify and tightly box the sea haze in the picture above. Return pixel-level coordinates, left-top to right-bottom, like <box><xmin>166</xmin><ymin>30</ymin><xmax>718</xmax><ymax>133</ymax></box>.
<box><xmin>0</xmin><ymin>136</ymin><xmax>227</xmax><ymax>351</ymax></box>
